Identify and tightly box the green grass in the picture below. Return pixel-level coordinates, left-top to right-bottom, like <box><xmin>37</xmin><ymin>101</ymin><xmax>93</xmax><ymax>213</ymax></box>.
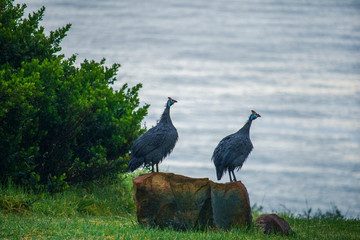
<box><xmin>1</xmin><ymin>173</ymin><xmax>359</xmax><ymax>240</ymax></box>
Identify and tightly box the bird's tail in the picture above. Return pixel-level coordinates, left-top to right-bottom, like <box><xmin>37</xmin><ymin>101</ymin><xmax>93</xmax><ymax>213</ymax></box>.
<box><xmin>127</xmin><ymin>157</ymin><xmax>144</xmax><ymax>172</ymax></box>
<box><xmin>216</xmin><ymin>166</ymin><xmax>224</xmax><ymax>181</ymax></box>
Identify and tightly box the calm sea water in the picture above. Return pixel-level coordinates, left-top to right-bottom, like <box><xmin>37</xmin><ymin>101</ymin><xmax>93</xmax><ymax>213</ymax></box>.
<box><xmin>20</xmin><ymin>0</ymin><xmax>360</xmax><ymax>217</ymax></box>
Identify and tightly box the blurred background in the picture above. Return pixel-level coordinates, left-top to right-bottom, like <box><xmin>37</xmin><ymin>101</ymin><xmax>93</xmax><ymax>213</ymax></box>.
<box><xmin>19</xmin><ymin>0</ymin><xmax>360</xmax><ymax>217</ymax></box>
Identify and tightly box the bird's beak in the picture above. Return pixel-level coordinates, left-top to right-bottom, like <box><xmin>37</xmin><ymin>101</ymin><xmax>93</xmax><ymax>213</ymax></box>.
<box><xmin>258</xmin><ymin>114</ymin><xmax>261</xmax><ymax>117</ymax></box>
<box><xmin>173</xmin><ymin>99</ymin><xmax>178</xmax><ymax>103</ymax></box>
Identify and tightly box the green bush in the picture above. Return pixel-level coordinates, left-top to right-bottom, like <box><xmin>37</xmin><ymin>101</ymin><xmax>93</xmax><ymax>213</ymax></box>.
<box><xmin>0</xmin><ymin>0</ymin><xmax>149</xmax><ymax>190</ymax></box>
<box><xmin>0</xmin><ymin>0</ymin><xmax>71</xmax><ymax>68</ymax></box>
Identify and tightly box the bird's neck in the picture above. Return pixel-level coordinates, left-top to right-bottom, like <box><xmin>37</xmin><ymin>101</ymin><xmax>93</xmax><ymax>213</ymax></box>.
<box><xmin>238</xmin><ymin>119</ymin><xmax>252</xmax><ymax>135</ymax></box>
<box><xmin>160</xmin><ymin>106</ymin><xmax>172</xmax><ymax>124</ymax></box>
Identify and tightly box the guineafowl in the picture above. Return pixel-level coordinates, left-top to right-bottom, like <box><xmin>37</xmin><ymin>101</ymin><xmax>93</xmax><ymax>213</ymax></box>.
<box><xmin>212</xmin><ymin>110</ymin><xmax>261</xmax><ymax>182</ymax></box>
<box><xmin>127</xmin><ymin>97</ymin><xmax>178</xmax><ymax>172</ymax></box>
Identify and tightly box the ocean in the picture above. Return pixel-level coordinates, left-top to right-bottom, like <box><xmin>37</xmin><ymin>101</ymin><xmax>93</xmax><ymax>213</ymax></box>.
<box><xmin>18</xmin><ymin>0</ymin><xmax>360</xmax><ymax>217</ymax></box>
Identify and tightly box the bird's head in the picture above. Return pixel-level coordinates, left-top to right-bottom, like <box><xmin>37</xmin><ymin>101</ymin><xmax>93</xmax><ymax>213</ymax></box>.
<box><xmin>249</xmin><ymin>110</ymin><xmax>261</xmax><ymax>121</ymax></box>
<box><xmin>167</xmin><ymin>97</ymin><xmax>177</xmax><ymax>107</ymax></box>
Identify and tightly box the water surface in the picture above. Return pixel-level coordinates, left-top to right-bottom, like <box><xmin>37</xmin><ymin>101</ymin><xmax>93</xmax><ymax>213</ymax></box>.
<box><xmin>19</xmin><ymin>0</ymin><xmax>360</xmax><ymax>217</ymax></box>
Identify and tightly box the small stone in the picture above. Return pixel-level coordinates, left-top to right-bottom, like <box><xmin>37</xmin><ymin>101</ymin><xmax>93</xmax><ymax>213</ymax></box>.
<box><xmin>255</xmin><ymin>214</ymin><xmax>295</xmax><ymax>235</ymax></box>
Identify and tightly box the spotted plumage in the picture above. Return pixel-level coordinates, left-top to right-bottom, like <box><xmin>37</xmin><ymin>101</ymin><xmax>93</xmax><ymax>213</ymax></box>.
<box><xmin>212</xmin><ymin>110</ymin><xmax>261</xmax><ymax>182</ymax></box>
<box><xmin>127</xmin><ymin>97</ymin><xmax>178</xmax><ymax>172</ymax></box>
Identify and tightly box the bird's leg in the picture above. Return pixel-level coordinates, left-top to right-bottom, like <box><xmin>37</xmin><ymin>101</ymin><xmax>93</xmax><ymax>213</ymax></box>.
<box><xmin>229</xmin><ymin>171</ymin><xmax>233</xmax><ymax>182</ymax></box>
<box><xmin>156</xmin><ymin>163</ymin><xmax>159</xmax><ymax>172</ymax></box>
<box><xmin>232</xmin><ymin>171</ymin><xmax>237</xmax><ymax>182</ymax></box>
<box><xmin>151</xmin><ymin>164</ymin><xmax>155</xmax><ymax>173</ymax></box>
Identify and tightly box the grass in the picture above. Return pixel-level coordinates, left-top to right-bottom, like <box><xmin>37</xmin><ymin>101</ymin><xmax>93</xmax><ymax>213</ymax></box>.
<box><xmin>1</xmin><ymin>173</ymin><xmax>359</xmax><ymax>240</ymax></box>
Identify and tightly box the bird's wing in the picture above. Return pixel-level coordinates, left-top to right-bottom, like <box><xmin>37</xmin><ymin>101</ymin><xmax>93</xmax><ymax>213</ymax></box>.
<box><xmin>223</xmin><ymin>135</ymin><xmax>253</xmax><ymax>167</ymax></box>
<box><xmin>212</xmin><ymin>134</ymin><xmax>234</xmax><ymax>166</ymax></box>
<box><xmin>131</xmin><ymin>125</ymin><xmax>168</xmax><ymax>157</ymax></box>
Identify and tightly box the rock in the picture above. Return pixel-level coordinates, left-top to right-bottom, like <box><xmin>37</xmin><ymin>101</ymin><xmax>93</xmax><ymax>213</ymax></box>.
<box><xmin>255</xmin><ymin>214</ymin><xmax>295</xmax><ymax>235</ymax></box>
<box><xmin>132</xmin><ymin>172</ymin><xmax>252</xmax><ymax>230</ymax></box>
<box><xmin>132</xmin><ymin>172</ymin><xmax>212</xmax><ymax>230</ymax></box>
<box><xmin>210</xmin><ymin>181</ymin><xmax>252</xmax><ymax>229</ymax></box>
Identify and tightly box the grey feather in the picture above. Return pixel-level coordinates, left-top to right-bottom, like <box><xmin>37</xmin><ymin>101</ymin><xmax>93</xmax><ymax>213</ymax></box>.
<box><xmin>127</xmin><ymin>98</ymin><xmax>178</xmax><ymax>172</ymax></box>
<box><xmin>212</xmin><ymin>110</ymin><xmax>261</xmax><ymax>182</ymax></box>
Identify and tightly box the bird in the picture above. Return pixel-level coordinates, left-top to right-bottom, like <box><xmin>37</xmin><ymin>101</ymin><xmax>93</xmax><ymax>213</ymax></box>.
<box><xmin>127</xmin><ymin>97</ymin><xmax>178</xmax><ymax>173</ymax></box>
<box><xmin>212</xmin><ymin>110</ymin><xmax>261</xmax><ymax>182</ymax></box>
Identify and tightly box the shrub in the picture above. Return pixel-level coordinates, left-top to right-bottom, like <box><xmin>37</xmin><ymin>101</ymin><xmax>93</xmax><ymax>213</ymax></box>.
<box><xmin>0</xmin><ymin>0</ymin><xmax>149</xmax><ymax>190</ymax></box>
<box><xmin>0</xmin><ymin>0</ymin><xmax>71</xmax><ymax>68</ymax></box>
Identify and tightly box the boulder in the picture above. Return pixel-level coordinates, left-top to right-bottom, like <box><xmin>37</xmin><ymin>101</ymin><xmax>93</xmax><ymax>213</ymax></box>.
<box><xmin>210</xmin><ymin>181</ymin><xmax>252</xmax><ymax>229</ymax></box>
<box><xmin>132</xmin><ymin>172</ymin><xmax>212</xmax><ymax>230</ymax></box>
<box><xmin>254</xmin><ymin>214</ymin><xmax>294</xmax><ymax>235</ymax></box>
<box><xmin>132</xmin><ymin>172</ymin><xmax>252</xmax><ymax>230</ymax></box>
